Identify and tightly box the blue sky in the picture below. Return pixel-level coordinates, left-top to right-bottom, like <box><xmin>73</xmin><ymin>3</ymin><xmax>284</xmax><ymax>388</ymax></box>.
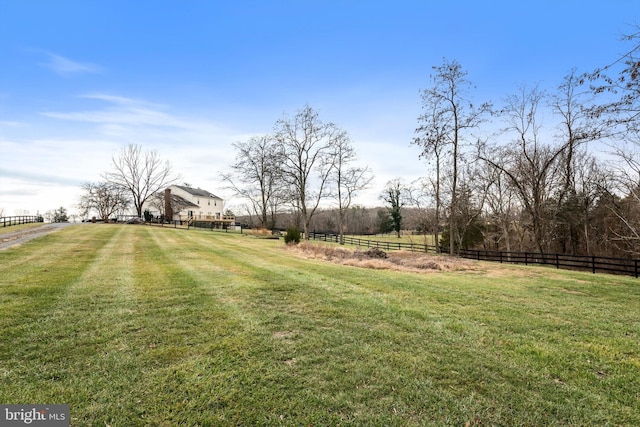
<box><xmin>0</xmin><ymin>1</ymin><xmax>638</xmax><ymax>216</ymax></box>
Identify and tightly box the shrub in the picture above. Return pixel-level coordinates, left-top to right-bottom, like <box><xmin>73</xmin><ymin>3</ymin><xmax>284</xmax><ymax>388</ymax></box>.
<box><xmin>284</xmin><ymin>226</ymin><xmax>301</xmax><ymax>244</ymax></box>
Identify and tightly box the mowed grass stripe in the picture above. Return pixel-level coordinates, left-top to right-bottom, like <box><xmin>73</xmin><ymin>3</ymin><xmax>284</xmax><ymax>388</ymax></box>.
<box><xmin>147</xmin><ymin>229</ymin><xmax>440</xmax><ymax>423</ymax></box>
<box><xmin>143</xmin><ymin>228</ymin><xmax>330</xmax><ymax>423</ymax></box>
<box><xmin>0</xmin><ymin>225</ymin><xmax>147</xmax><ymax>414</ymax></box>
<box><xmin>0</xmin><ymin>225</ymin><xmax>638</xmax><ymax>425</ymax></box>
<box><xmin>0</xmin><ymin>225</ymin><xmax>115</xmax><ymax>333</ymax></box>
<box><xmin>120</xmin><ymin>227</ymin><xmax>318</xmax><ymax>424</ymax></box>
<box><xmin>150</xmin><ymin>229</ymin><xmax>640</xmax><ymax>424</ymax></box>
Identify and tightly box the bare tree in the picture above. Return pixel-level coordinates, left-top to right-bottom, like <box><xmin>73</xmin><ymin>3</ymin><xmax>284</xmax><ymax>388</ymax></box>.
<box><xmin>79</xmin><ymin>181</ymin><xmax>130</xmax><ymax>221</ymax></box>
<box><xmin>586</xmin><ymin>25</ymin><xmax>640</xmax><ymax>137</ymax></box>
<box><xmin>586</xmin><ymin>26</ymin><xmax>640</xmax><ymax>256</ymax></box>
<box><xmin>552</xmin><ymin>69</ymin><xmax>603</xmax><ymax>200</ymax></box>
<box><xmin>414</xmin><ymin>59</ymin><xmax>491</xmax><ymax>254</ymax></box>
<box><xmin>330</xmin><ymin>131</ymin><xmax>372</xmax><ymax>244</ymax></box>
<box><xmin>274</xmin><ymin>105</ymin><xmax>339</xmax><ymax>239</ymax></box>
<box><xmin>448</xmin><ymin>171</ymin><xmax>487</xmax><ymax>250</ymax></box>
<box><xmin>223</xmin><ymin>135</ymin><xmax>284</xmax><ymax>229</ymax></box>
<box><xmin>479</xmin><ymin>85</ymin><xmax>565</xmax><ymax>253</ymax></box>
<box><xmin>606</xmin><ymin>142</ymin><xmax>640</xmax><ymax>256</ymax></box>
<box><xmin>104</xmin><ymin>144</ymin><xmax>179</xmax><ymax>218</ymax></box>
<box><xmin>478</xmin><ymin>160</ymin><xmax>518</xmax><ymax>252</ymax></box>
<box><xmin>413</xmin><ymin>98</ymin><xmax>449</xmax><ymax>247</ymax></box>
<box><xmin>405</xmin><ymin>178</ymin><xmax>441</xmax><ymax>248</ymax></box>
<box><xmin>572</xmin><ymin>151</ymin><xmax>611</xmax><ymax>255</ymax></box>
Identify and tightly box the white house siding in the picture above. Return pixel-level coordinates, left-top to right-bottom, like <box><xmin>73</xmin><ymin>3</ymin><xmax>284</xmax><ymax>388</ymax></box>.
<box><xmin>142</xmin><ymin>185</ymin><xmax>224</xmax><ymax>221</ymax></box>
<box><xmin>168</xmin><ymin>185</ymin><xmax>224</xmax><ymax>220</ymax></box>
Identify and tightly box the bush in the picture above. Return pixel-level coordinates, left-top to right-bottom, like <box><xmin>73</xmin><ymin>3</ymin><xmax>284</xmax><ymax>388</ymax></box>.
<box><xmin>284</xmin><ymin>226</ymin><xmax>301</xmax><ymax>244</ymax></box>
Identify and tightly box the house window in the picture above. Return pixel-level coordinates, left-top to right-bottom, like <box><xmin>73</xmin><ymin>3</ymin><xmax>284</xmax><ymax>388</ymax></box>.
<box><xmin>214</xmin><ymin>200</ymin><xmax>217</xmax><ymax>206</ymax></box>
<box><xmin>208</xmin><ymin>200</ymin><xmax>210</xmax><ymax>206</ymax></box>
<box><xmin>197</xmin><ymin>199</ymin><xmax>200</xmax><ymax>205</ymax></box>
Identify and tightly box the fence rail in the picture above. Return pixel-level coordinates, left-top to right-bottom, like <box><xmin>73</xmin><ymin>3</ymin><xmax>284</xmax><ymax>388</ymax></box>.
<box><xmin>1</xmin><ymin>216</ymin><xmax>44</xmax><ymax>228</ymax></box>
<box><xmin>308</xmin><ymin>232</ymin><xmax>440</xmax><ymax>254</ymax></box>
<box><xmin>308</xmin><ymin>232</ymin><xmax>639</xmax><ymax>278</ymax></box>
<box><xmin>448</xmin><ymin>248</ymin><xmax>640</xmax><ymax>278</ymax></box>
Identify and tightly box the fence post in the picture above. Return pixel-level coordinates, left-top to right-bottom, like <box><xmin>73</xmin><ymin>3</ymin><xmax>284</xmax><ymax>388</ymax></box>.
<box><xmin>592</xmin><ymin>256</ymin><xmax>596</xmax><ymax>274</ymax></box>
<box><xmin>556</xmin><ymin>254</ymin><xmax>559</xmax><ymax>269</ymax></box>
<box><xmin>635</xmin><ymin>260</ymin><xmax>638</xmax><ymax>279</ymax></box>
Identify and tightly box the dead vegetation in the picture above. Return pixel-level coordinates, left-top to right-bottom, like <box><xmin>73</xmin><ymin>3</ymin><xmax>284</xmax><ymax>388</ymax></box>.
<box><xmin>286</xmin><ymin>242</ymin><xmax>477</xmax><ymax>273</ymax></box>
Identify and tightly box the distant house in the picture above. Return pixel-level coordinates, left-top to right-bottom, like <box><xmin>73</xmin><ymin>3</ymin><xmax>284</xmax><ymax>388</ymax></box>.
<box><xmin>143</xmin><ymin>185</ymin><xmax>234</xmax><ymax>225</ymax></box>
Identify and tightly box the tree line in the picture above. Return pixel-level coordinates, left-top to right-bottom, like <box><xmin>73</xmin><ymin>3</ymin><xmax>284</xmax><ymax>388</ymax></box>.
<box><xmin>402</xmin><ymin>29</ymin><xmax>640</xmax><ymax>258</ymax></box>
<box><xmin>231</xmin><ymin>28</ymin><xmax>640</xmax><ymax>259</ymax></box>
<box><xmin>223</xmin><ymin>105</ymin><xmax>372</xmax><ymax>243</ymax></box>
<box><xmin>78</xmin><ymin>28</ymin><xmax>640</xmax><ymax>259</ymax></box>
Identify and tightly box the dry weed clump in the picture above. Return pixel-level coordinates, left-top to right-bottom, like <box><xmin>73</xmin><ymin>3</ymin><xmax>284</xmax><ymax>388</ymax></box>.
<box><xmin>288</xmin><ymin>242</ymin><xmax>476</xmax><ymax>273</ymax></box>
<box><xmin>246</xmin><ymin>228</ymin><xmax>272</xmax><ymax>236</ymax></box>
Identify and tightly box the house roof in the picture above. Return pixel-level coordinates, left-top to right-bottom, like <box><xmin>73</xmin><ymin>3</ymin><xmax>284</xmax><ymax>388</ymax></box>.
<box><xmin>173</xmin><ymin>185</ymin><xmax>221</xmax><ymax>199</ymax></box>
<box><xmin>171</xmin><ymin>194</ymin><xmax>199</xmax><ymax>208</ymax></box>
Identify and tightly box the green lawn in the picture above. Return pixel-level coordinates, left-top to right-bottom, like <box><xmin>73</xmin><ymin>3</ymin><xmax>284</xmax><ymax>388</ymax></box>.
<box><xmin>0</xmin><ymin>224</ymin><xmax>638</xmax><ymax>426</ymax></box>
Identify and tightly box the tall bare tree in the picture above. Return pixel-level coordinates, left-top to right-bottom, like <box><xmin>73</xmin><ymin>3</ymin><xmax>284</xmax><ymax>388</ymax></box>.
<box><xmin>274</xmin><ymin>105</ymin><xmax>339</xmax><ymax>239</ymax></box>
<box><xmin>413</xmin><ymin>98</ymin><xmax>449</xmax><ymax>247</ymax></box>
<box><xmin>607</xmin><ymin>142</ymin><xmax>640</xmax><ymax>256</ymax></box>
<box><xmin>223</xmin><ymin>135</ymin><xmax>284</xmax><ymax>229</ymax></box>
<box><xmin>414</xmin><ymin>59</ymin><xmax>491</xmax><ymax>254</ymax></box>
<box><xmin>586</xmin><ymin>25</ymin><xmax>640</xmax><ymax>137</ymax></box>
<box><xmin>586</xmin><ymin>26</ymin><xmax>640</xmax><ymax>256</ymax></box>
<box><xmin>78</xmin><ymin>181</ymin><xmax>130</xmax><ymax>221</ymax></box>
<box><xmin>552</xmin><ymin>69</ymin><xmax>602</xmax><ymax>200</ymax></box>
<box><xmin>104</xmin><ymin>144</ymin><xmax>178</xmax><ymax>218</ymax></box>
<box><xmin>330</xmin><ymin>130</ymin><xmax>372</xmax><ymax>244</ymax></box>
<box><xmin>477</xmin><ymin>159</ymin><xmax>518</xmax><ymax>252</ymax></box>
<box><xmin>479</xmin><ymin>85</ymin><xmax>565</xmax><ymax>253</ymax></box>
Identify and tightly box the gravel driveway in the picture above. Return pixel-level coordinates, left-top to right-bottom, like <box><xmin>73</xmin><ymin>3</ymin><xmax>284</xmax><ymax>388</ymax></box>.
<box><xmin>0</xmin><ymin>222</ymin><xmax>75</xmax><ymax>251</ymax></box>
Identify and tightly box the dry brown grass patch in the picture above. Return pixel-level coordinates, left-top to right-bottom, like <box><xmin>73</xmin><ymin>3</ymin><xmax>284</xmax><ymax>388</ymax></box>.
<box><xmin>245</xmin><ymin>228</ymin><xmax>272</xmax><ymax>236</ymax></box>
<box><xmin>287</xmin><ymin>242</ymin><xmax>477</xmax><ymax>273</ymax></box>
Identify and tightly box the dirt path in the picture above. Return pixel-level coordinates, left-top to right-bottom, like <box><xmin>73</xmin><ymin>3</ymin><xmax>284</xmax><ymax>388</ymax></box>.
<box><xmin>0</xmin><ymin>223</ymin><xmax>75</xmax><ymax>251</ymax></box>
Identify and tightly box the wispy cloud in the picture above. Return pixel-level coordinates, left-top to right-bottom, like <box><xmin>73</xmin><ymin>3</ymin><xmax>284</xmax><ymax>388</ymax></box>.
<box><xmin>41</xmin><ymin>93</ymin><xmax>192</xmax><ymax>129</ymax></box>
<box><xmin>79</xmin><ymin>93</ymin><xmax>162</xmax><ymax>107</ymax></box>
<box><xmin>0</xmin><ymin>168</ymin><xmax>82</xmax><ymax>187</ymax></box>
<box><xmin>0</xmin><ymin>120</ymin><xmax>23</xmax><ymax>127</ymax></box>
<box><xmin>37</xmin><ymin>50</ymin><xmax>101</xmax><ymax>76</ymax></box>
<box><xmin>38</xmin><ymin>93</ymin><xmax>240</xmax><ymax>174</ymax></box>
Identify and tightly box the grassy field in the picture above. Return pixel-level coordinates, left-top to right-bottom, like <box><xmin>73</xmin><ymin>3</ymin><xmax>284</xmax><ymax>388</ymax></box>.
<box><xmin>0</xmin><ymin>224</ymin><xmax>638</xmax><ymax>426</ymax></box>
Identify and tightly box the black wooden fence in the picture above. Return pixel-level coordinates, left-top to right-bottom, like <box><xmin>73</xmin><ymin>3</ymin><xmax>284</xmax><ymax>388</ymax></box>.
<box><xmin>449</xmin><ymin>248</ymin><xmax>640</xmax><ymax>278</ymax></box>
<box><xmin>308</xmin><ymin>231</ymin><xmax>639</xmax><ymax>278</ymax></box>
<box><xmin>308</xmin><ymin>232</ymin><xmax>440</xmax><ymax>254</ymax></box>
<box><xmin>1</xmin><ymin>216</ymin><xmax>44</xmax><ymax>228</ymax></box>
